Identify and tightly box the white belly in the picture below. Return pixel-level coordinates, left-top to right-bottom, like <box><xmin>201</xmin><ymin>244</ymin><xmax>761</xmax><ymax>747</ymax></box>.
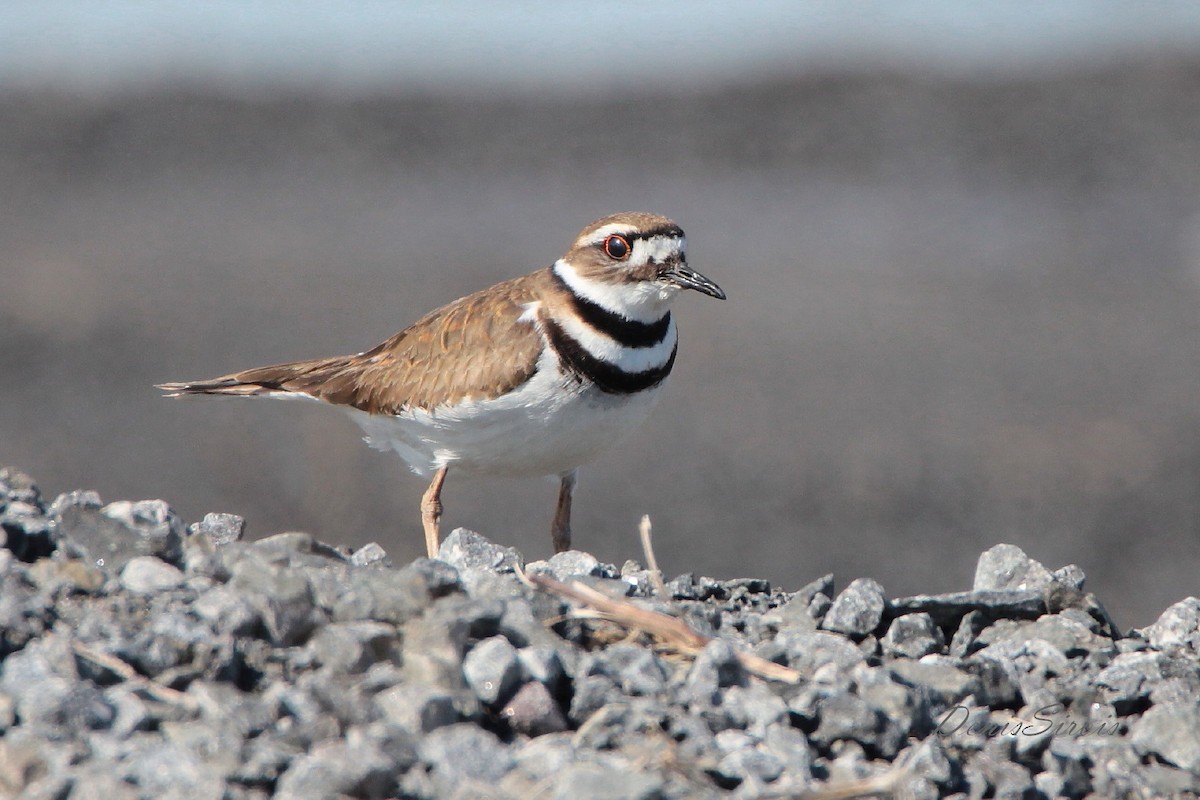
<box><xmin>345</xmin><ymin>349</ymin><xmax>665</xmax><ymax>478</ymax></box>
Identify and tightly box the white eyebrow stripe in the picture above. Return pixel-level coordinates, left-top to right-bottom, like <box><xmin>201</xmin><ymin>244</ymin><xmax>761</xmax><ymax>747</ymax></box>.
<box><xmin>579</xmin><ymin>223</ymin><xmax>638</xmax><ymax>247</ymax></box>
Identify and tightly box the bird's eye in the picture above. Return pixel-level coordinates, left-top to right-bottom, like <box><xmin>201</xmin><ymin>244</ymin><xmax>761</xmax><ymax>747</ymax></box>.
<box><xmin>603</xmin><ymin>235</ymin><xmax>630</xmax><ymax>260</ymax></box>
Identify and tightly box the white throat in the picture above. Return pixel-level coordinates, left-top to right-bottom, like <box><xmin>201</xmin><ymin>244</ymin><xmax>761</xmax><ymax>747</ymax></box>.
<box><xmin>553</xmin><ymin>259</ymin><xmax>679</xmax><ymax>323</ymax></box>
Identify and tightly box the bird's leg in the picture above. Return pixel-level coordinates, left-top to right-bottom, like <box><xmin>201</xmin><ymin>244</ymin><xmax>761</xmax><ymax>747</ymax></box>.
<box><xmin>552</xmin><ymin>469</ymin><xmax>577</xmax><ymax>553</ymax></box>
<box><xmin>421</xmin><ymin>466</ymin><xmax>449</xmax><ymax>558</ymax></box>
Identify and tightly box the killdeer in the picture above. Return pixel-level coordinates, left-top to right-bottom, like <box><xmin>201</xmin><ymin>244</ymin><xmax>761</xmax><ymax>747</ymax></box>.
<box><xmin>160</xmin><ymin>212</ymin><xmax>724</xmax><ymax>557</ymax></box>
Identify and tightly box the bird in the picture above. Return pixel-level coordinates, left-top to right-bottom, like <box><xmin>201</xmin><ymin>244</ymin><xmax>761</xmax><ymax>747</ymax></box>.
<box><xmin>159</xmin><ymin>212</ymin><xmax>725</xmax><ymax>558</ymax></box>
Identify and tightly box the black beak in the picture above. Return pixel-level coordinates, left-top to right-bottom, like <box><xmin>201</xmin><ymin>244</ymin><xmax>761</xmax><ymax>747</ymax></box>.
<box><xmin>661</xmin><ymin>263</ymin><xmax>726</xmax><ymax>300</ymax></box>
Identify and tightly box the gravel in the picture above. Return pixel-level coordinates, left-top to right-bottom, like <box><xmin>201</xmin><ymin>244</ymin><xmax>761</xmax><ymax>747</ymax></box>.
<box><xmin>3</xmin><ymin>464</ymin><xmax>1200</xmax><ymax>798</ymax></box>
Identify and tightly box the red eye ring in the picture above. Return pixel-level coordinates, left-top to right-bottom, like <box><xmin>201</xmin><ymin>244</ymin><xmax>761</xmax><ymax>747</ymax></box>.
<box><xmin>603</xmin><ymin>234</ymin><xmax>631</xmax><ymax>260</ymax></box>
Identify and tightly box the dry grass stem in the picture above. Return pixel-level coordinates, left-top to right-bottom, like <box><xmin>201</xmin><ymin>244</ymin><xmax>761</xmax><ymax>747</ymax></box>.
<box><xmin>72</xmin><ymin>641</ymin><xmax>200</xmax><ymax>711</ymax></box>
<box><xmin>527</xmin><ymin>572</ymin><xmax>801</xmax><ymax>684</ymax></box>
<box><xmin>638</xmin><ymin>514</ymin><xmax>670</xmax><ymax>599</ymax></box>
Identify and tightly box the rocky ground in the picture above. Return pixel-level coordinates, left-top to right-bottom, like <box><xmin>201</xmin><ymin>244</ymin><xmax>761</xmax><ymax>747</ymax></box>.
<box><xmin>1</xmin><ymin>466</ymin><xmax>1199</xmax><ymax>799</ymax></box>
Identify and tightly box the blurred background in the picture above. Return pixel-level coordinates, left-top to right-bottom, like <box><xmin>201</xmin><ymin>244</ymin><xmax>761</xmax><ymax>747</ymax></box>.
<box><xmin>3</xmin><ymin>2</ymin><xmax>1200</xmax><ymax>627</ymax></box>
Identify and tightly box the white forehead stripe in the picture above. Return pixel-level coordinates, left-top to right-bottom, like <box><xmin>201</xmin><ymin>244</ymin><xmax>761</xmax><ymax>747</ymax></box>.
<box><xmin>631</xmin><ymin>235</ymin><xmax>685</xmax><ymax>265</ymax></box>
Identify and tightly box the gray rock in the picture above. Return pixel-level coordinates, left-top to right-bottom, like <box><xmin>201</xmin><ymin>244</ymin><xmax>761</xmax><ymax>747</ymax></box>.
<box><xmin>890</xmin><ymin>589</ymin><xmax>1045</xmax><ymax>629</ymax></box>
<box><xmin>537</xmin><ymin>549</ymin><xmax>606</xmax><ymax>580</ymax></box>
<box><xmin>775</xmin><ymin>630</ymin><xmax>866</xmax><ymax>677</ymax></box>
<box><xmin>890</xmin><ymin>657</ymin><xmax>981</xmax><ymax>710</ymax></box>
<box><xmin>852</xmin><ymin>665</ymin><xmax>922</xmax><ymax>756</ymax></box>
<box><xmin>546</xmin><ymin>763</ymin><xmax>663</xmax><ymax>800</ymax></box>
<box><xmin>715</xmin><ymin>744</ymin><xmax>785</xmax><ymax>787</ymax></box>
<box><xmin>975</xmin><ymin>613</ymin><xmax>1113</xmax><ymax>658</ymax></box>
<box><xmin>517</xmin><ymin>646</ymin><xmax>565</xmax><ymax>689</ymax></box>
<box><xmin>64</xmin><ymin>769</ymin><xmax>141</xmax><ymax>800</ymax></box>
<box><xmin>822</xmin><ymin>578</ymin><xmax>886</xmax><ymax>638</ymax></box>
<box><xmin>274</xmin><ymin>738</ymin><xmax>394</xmax><ymax>800</ymax></box>
<box><xmin>0</xmin><ymin>634</ymin><xmax>114</xmax><ymax>731</ymax></box>
<box><xmin>25</xmin><ymin>558</ymin><xmax>105</xmax><ymax>594</ymax></box>
<box><xmin>47</xmin><ymin>489</ymin><xmax>103</xmax><ymax>517</ymax></box>
<box><xmin>587</xmin><ymin>644</ymin><xmax>669</xmax><ymax>696</ymax></box>
<box><xmin>119</xmin><ymin>555</ymin><xmax>185</xmax><ymax>593</ymax></box>
<box><xmin>961</xmin><ymin>654</ymin><xmax>1021</xmax><ymax>708</ymax></box>
<box><xmin>569</xmin><ymin>646</ymin><xmax>669</xmax><ymax>723</ymax></box>
<box><xmin>761</xmin><ymin>724</ymin><xmax>813</xmax><ymax>781</ymax></box>
<box><xmin>948</xmin><ymin>609</ymin><xmax>987</xmax><ymax>657</ymax></box>
<box><xmin>683</xmin><ymin>638</ymin><xmax>747</xmax><ymax>705</ymax></box>
<box><xmin>1130</xmin><ymin>702</ymin><xmax>1200</xmax><ymax>773</ymax></box>
<box><xmin>0</xmin><ymin>472</ymin><xmax>1189</xmax><ymax>800</ymax></box>
<box><xmin>810</xmin><ymin>692</ymin><xmax>884</xmax><ymax>752</ymax></box>
<box><xmin>882</xmin><ymin>612</ymin><xmax>945</xmax><ymax>658</ymax></box>
<box><xmin>0</xmin><ymin>468</ymin><xmax>42</xmax><ymax>504</ymax></box>
<box><xmin>1</xmin><ymin>505</ymin><xmax>56</xmax><ymax>561</ymax></box>
<box><xmin>973</xmin><ymin>543</ymin><xmax>1055</xmax><ymax>592</ymax></box>
<box><xmin>1051</xmin><ymin>562</ymin><xmax>1087</xmax><ymax>591</ymax></box>
<box><xmin>438</xmin><ymin>528</ymin><xmax>522</xmax><ymax>573</ymax></box>
<box><xmin>1095</xmin><ymin>650</ymin><xmax>1161</xmax><ymax>712</ymax></box>
<box><xmin>187</xmin><ymin>511</ymin><xmax>245</xmax><ymax>545</ymax></box>
<box><xmin>463</xmin><ymin>635</ymin><xmax>523</xmax><ymax>706</ymax></box>
<box><xmin>124</xmin><ymin>740</ymin><xmax>225</xmax><ymax>800</ymax></box>
<box><xmin>1142</xmin><ymin>597</ymin><xmax>1200</xmax><ymax>652</ymax></box>
<box><xmin>307</xmin><ymin>621</ymin><xmax>401</xmax><ymax>674</ymax></box>
<box><xmin>1149</xmin><ymin>668</ymin><xmax>1200</xmax><ymax>707</ymax></box>
<box><xmin>376</xmin><ymin>684</ymin><xmax>459</xmax><ymax>734</ymax></box>
<box><xmin>55</xmin><ymin>500</ymin><xmax>185</xmax><ymax>571</ymax></box>
<box><xmin>721</xmin><ymin>683</ymin><xmax>788</xmax><ymax>733</ymax></box>
<box><xmin>501</xmin><ymin>681</ymin><xmax>567</xmax><ymax>736</ymax></box>
<box><xmin>401</xmin><ymin>607</ymin><xmax>472</xmax><ymax>689</ymax></box>
<box><xmin>324</xmin><ymin>562</ymin><xmax>445</xmax><ymax>625</ymax></box>
<box><xmin>350</xmin><ymin>541</ymin><xmax>389</xmax><ymax>566</ymax></box>
<box><xmin>790</xmin><ymin>573</ymin><xmax>835</xmax><ymax>611</ymax></box>
<box><xmin>191</xmin><ymin>584</ymin><xmax>261</xmax><ymax>636</ymax></box>
<box><xmin>229</xmin><ymin>555</ymin><xmax>323</xmax><ymax>646</ymax></box>
<box><xmin>972</xmin><ymin>755</ymin><xmax>1035</xmax><ymax>800</ymax></box>
<box><xmin>419</xmin><ymin>723</ymin><xmax>515</xmax><ymax>785</ymax></box>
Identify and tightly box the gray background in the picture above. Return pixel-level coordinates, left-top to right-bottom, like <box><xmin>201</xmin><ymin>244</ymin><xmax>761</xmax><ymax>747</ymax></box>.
<box><xmin>3</xmin><ymin>4</ymin><xmax>1200</xmax><ymax>626</ymax></box>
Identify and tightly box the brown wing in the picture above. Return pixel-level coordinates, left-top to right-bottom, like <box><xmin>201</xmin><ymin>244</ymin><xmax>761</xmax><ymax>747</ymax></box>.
<box><xmin>159</xmin><ymin>271</ymin><xmax>548</xmax><ymax>414</ymax></box>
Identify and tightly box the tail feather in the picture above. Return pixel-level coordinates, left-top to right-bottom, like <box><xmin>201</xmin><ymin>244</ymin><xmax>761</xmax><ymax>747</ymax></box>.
<box><xmin>157</xmin><ymin>357</ymin><xmax>346</xmax><ymax>399</ymax></box>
